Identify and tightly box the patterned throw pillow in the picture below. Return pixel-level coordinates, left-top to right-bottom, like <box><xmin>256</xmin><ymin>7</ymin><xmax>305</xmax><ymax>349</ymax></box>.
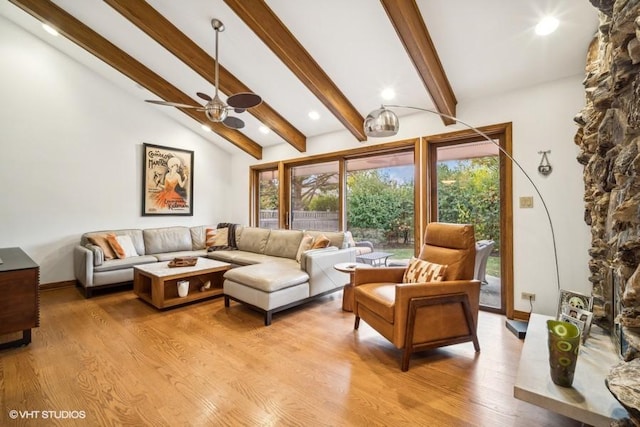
<box><xmin>212</xmin><ymin>227</ymin><xmax>229</xmax><ymax>246</ymax></box>
<box><xmin>402</xmin><ymin>257</ymin><xmax>447</xmax><ymax>283</ymax></box>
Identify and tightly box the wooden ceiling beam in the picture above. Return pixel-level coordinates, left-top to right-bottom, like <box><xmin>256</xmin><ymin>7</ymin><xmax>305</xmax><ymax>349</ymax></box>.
<box><xmin>380</xmin><ymin>0</ymin><xmax>457</xmax><ymax>125</ymax></box>
<box><xmin>9</xmin><ymin>0</ymin><xmax>262</xmax><ymax>159</ymax></box>
<box><xmin>223</xmin><ymin>0</ymin><xmax>367</xmax><ymax>142</ymax></box>
<box><xmin>104</xmin><ymin>0</ymin><xmax>306</xmax><ymax>153</ymax></box>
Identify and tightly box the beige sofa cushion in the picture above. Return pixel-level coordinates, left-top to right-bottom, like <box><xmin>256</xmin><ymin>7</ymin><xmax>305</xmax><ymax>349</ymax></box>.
<box><xmin>189</xmin><ymin>225</ymin><xmax>214</xmax><ymax>250</ymax></box>
<box><xmin>224</xmin><ymin>263</ymin><xmax>309</xmax><ymax>292</ymax></box>
<box><xmin>143</xmin><ymin>226</ymin><xmax>192</xmax><ymax>255</ymax></box>
<box><xmin>264</xmin><ymin>229</ymin><xmax>303</xmax><ymax>259</ymax></box>
<box><xmin>237</xmin><ymin>227</ymin><xmax>271</xmax><ymax>253</ymax></box>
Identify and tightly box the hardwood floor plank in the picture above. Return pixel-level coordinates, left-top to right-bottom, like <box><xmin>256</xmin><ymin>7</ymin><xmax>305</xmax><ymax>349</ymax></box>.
<box><xmin>0</xmin><ymin>287</ymin><xmax>584</xmax><ymax>426</ymax></box>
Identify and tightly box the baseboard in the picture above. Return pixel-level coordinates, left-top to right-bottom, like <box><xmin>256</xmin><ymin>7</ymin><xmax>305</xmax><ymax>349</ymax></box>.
<box><xmin>512</xmin><ymin>309</ymin><xmax>531</xmax><ymax>322</ymax></box>
<box><xmin>40</xmin><ymin>280</ymin><xmax>77</xmax><ymax>291</ymax></box>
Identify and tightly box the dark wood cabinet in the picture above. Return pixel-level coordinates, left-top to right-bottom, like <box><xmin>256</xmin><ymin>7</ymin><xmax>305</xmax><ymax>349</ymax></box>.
<box><xmin>0</xmin><ymin>247</ymin><xmax>39</xmax><ymax>349</ymax></box>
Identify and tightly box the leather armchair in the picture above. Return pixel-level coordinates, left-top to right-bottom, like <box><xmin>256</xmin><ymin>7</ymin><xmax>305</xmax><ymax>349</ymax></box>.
<box><xmin>353</xmin><ymin>222</ymin><xmax>481</xmax><ymax>371</ymax></box>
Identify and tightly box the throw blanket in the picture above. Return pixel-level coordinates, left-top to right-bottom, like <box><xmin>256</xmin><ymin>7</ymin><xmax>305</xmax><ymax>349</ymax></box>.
<box><xmin>207</xmin><ymin>222</ymin><xmax>238</xmax><ymax>252</ymax></box>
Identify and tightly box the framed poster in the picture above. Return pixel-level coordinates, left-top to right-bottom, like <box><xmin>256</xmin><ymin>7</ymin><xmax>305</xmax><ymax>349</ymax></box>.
<box><xmin>142</xmin><ymin>143</ymin><xmax>194</xmax><ymax>216</ymax></box>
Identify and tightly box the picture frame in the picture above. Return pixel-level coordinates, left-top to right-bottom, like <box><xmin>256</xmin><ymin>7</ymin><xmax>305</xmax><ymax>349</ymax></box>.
<box><xmin>561</xmin><ymin>303</ymin><xmax>594</xmax><ymax>342</ymax></box>
<box><xmin>556</xmin><ymin>289</ymin><xmax>593</xmax><ymax>319</ymax></box>
<box><xmin>142</xmin><ymin>143</ymin><xmax>194</xmax><ymax>216</ymax></box>
<box><xmin>559</xmin><ymin>312</ymin><xmax>585</xmax><ymax>337</ymax></box>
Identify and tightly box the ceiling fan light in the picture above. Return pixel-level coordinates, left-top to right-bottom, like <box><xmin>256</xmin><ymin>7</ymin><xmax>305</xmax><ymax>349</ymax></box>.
<box><xmin>205</xmin><ymin>107</ymin><xmax>228</xmax><ymax>122</ymax></box>
<box><xmin>364</xmin><ymin>107</ymin><xmax>399</xmax><ymax>138</ymax></box>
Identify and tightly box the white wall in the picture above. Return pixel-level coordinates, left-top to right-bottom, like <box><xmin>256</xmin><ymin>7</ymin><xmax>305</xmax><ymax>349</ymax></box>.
<box><xmin>230</xmin><ymin>76</ymin><xmax>591</xmax><ymax>317</ymax></box>
<box><xmin>0</xmin><ymin>18</ymin><xmax>233</xmax><ymax>285</ymax></box>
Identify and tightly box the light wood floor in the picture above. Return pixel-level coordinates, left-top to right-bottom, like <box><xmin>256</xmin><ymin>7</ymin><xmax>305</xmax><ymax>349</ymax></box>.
<box><xmin>0</xmin><ymin>286</ymin><xmax>583</xmax><ymax>426</ymax></box>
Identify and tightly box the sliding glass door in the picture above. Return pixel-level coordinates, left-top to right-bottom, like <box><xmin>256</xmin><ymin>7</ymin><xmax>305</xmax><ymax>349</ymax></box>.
<box><xmin>430</xmin><ymin>139</ymin><xmax>504</xmax><ymax>312</ymax></box>
<box><xmin>346</xmin><ymin>151</ymin><xmax>415</xmax><ymax>263</ymax></box>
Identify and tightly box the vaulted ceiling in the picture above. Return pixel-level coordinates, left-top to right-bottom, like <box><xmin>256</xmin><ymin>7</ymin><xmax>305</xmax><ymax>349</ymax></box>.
<box><xmin>1</xmin><ymin>0</ymin><xmax>598</xmax><ymax>159</ymax></box>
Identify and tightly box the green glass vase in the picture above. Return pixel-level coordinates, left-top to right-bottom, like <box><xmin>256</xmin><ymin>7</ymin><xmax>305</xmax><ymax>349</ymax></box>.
<box><xmin>547</xmin><ymin>320</ymin><xmax>581</xmax><ymax>387</ymax></box>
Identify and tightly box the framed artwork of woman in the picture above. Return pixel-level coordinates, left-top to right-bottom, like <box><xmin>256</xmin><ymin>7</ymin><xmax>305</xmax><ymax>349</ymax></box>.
<box><xmin>142</xmin><ymin>143</ymin><xmax>194</xmax><ymax>216</ymax></box>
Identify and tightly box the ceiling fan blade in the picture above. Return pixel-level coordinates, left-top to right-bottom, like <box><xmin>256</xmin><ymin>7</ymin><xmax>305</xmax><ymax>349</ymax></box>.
<box><xmin>223</xmin><ymin>116</ymin><xmax>245</xmax><ymax>129</ymax></box>
<box><xmin>145</xmin><ymin>100</ymin><xmax>200</xmax><ymax>109</ymax></box>
<box><xmin>234</xmin><ymin>108</ymin><xmax>246</xmax><ymax>114</ymax></box>
<box><xmin>197</xmin><ymin>92</ymin><xmax>212</xmax><ymax>101</ymax></box>
<box><xmin>227</xmin><ymin>92</ymin><xmax>262</xmax><ymax>110</ymax></box>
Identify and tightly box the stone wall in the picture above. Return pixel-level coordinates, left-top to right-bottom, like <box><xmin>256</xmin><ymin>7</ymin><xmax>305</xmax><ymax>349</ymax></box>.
<box><xmin>577</xmin><ymin>0</ymin><xmax>640</xmax><ymax>359</ymax></box>
<box><xmin>576</xmin><ymin>0</ymin><xmax>640</xmax><ymax>423</ymax></box>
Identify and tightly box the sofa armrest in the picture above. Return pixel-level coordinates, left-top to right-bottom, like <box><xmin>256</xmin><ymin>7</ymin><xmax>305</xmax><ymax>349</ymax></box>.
<box><xmin>74</xmin><ymin>245</ymin><xmax>94</xmax><ymax>287</ymax></box>
<box><xmin>301</xmin><ymin>247</ymin><xmax>357</xmax><ymax>295</ymax></box>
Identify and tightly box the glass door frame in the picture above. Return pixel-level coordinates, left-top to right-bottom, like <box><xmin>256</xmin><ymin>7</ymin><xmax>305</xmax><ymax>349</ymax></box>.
<box><xmin>423</xmin><ymin>122</ymin><xmax>513</xmax><ymax>317</ymax></box>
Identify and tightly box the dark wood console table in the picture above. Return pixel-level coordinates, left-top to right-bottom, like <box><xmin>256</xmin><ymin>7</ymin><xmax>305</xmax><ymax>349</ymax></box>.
<box><xmin>0</xmin><ymin>247</ymin><xmax>40</xmax><ymax>349</ymax></box>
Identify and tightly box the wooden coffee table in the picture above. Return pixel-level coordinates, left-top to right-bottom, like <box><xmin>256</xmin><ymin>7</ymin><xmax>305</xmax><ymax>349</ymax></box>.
<box><xmin>133</xmin><ymin>258</ymin><xmax>231</xmax><ymax>309</ymax></box>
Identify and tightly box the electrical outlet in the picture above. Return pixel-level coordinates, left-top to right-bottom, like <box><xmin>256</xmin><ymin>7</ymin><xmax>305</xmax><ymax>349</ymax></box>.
<box><xmin>521</xmin><ymin>292</ymin><xmax>536</xmax><ymax>301</ymax></box>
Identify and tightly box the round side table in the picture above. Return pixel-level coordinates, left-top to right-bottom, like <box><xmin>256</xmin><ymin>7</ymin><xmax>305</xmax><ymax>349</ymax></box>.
<box><xmin>334</xmin><ymin>262</ymin><xmax>371</xmax><ymax>312</ymax></box>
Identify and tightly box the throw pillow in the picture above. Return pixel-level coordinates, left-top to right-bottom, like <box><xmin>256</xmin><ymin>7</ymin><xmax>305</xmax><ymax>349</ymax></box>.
<box><xmin>311</xmin><ymin>234</ymin><xmax>330</xmax><ymax>249</ymax></box>
<box><xmin>88</xmin><ymin>234</ymin><xmax>116</xmax><ymax>260</ymax></box>
<box><xmin>402</xmin><ymin>257</ymin><xmax>447</xmax><ymax>283</ymax></box>
<box><xmin>205</xmin><ymin>228</ymin><xmax>217</xmax><ymax>247</ymax></box>
<box><xmin>212</xmin><ymin>227</ymin><xmax>229</xmax><ymax>246</ymax></box>
<box><xmin>107</xmin><ymin>234</ymin><xmax>139</xmax><ymax>259</ymax></box>
<box><xmin>295</xmin><ymin>234</ymin><xmax>315</xmax><ymax>263</ymax></box>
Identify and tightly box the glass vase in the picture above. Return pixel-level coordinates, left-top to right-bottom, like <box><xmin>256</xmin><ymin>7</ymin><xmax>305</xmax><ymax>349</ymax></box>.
<box><xmin>547</xmin><ymin>319</ymin><xmax>581</xmax><ymax>387</ymax></box>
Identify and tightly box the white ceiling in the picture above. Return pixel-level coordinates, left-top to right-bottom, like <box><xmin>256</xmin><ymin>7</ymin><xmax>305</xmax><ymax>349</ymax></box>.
<box><xmin>0</xmin><ymin>0</ymin><xmax>599</xmax><ymax>155</ymax></box>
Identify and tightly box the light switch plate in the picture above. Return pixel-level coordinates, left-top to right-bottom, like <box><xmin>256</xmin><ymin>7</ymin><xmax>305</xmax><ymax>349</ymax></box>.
<box><xmin>519</xmin><ymin>196</ymin><xmax>534</xmax><ymax>208</ymax></box>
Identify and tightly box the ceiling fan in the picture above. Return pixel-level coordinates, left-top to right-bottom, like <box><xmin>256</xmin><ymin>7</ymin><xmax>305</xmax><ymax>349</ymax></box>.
<box><xmin>145</xmin><ymin>18</ymin><xmax>262</xmax><ymax>130</ymax></box>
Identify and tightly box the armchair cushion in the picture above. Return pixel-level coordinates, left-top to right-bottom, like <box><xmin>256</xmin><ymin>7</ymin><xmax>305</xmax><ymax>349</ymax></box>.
<box><xmin>402</xmin><ymin>257</ymin><xmax>447</xmax><ymax>283</ymax></box>
<box><xmin>355</xmin><ymin>283</ymin><xmax>396</xmax><ymax>323</ymax></box>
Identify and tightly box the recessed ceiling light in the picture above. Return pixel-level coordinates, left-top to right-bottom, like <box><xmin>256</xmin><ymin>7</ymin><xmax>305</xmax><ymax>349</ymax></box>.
<box><xmin>535</xmin><ymin>16</ymin><xmax>559</xmax><ymax>36</ymax></box>
<box><xmin>42</xmin><ymin>23</ymin><xmax>59</xmax><ymax>36</ymax></box>
<box><xmin>308</xmin><ymin>111</ymin><xmax>320</xmax><ymax>120</ymax></box>
<box><xmin>381</xmin><ymin>88</ymin><xmax>396</xmax><ymax>100</ymax></box>
<box><xmin>259</xmin><ymin>125</ymin><xmax>270</xmax><ymax>134</ymax></box>
<box><xmin>201</xmin><ymin>124</ymin><xmax>212</xmax><ymax>132</ymax></box>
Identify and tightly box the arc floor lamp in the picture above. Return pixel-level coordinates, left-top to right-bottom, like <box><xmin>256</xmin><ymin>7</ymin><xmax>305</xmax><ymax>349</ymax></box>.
<box><xmin>364</xmin><ymin>105</ymin><xmax>560</xmax><ymax>336</ymax></box>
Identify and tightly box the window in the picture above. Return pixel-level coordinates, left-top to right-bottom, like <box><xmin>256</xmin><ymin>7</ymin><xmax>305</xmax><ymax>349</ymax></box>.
<box><xmin>288</xmin><ymin>161</ymin><xmax>339</xmax><ymax>231</ymax></box>
<box><xmin>256</xmin><ymin>168</ymin><xmax>279</xmax><ymax>229</ymax></box>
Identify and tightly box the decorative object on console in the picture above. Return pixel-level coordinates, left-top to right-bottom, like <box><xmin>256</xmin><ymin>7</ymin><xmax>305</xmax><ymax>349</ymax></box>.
<box><xmin>547</xmin><ymin>319</ymin><xmax>581</xmax><ymax>387</ymax></box>
<box><xmin>145</xmin><ymin>19</ymin><xmax>262</xmax><ymax>130</ymax></box>
<box><xmin>142</xmin><ymin>143</ymin><xmax>194</xmax><ymax>216</ymax></box>
<box><xmin>556</xmin><ymin>289</ymin><xmax>594</xmax><ymax>319</ymax></box>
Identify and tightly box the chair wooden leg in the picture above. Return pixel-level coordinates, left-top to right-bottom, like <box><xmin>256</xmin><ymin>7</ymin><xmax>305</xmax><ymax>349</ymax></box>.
<box><xmin>354</xmin><ymin>316</ymin><xmax>360</xmax><ymax>330</ymax></box>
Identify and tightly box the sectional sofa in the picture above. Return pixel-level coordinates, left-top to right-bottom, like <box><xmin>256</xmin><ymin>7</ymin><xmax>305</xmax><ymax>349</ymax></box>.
<box><xmin>74</xmin><ymin>226</ymin><xmax>358</xmax><ymax>324</ymax></box>
<box><xmin>210</xmin><ymin>227</ymin><xmax>356</xmax><ymax>325</ymax></box>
